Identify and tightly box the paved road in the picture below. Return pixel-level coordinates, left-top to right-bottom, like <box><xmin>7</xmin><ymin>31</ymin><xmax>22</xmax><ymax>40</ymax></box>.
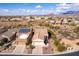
<box><xmin>13</xmin><ymin>45</ymin><xmax>26</xmax><ymax>54</ymax></box>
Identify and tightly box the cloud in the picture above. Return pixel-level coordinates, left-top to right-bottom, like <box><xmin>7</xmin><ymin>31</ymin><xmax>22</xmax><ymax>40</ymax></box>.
<box><xmin>56</xmin><ymin>4</ymin><xmax>70</xmax><ymax>10</ymax></box>
<box><xmin>54</xmin><ymin>3</ymin><xmax>79</xmax><ymax>14</ymax></box>
<box><xmin>0</xmin><ymin>9</ymin><xmax>9</xmax><ymax>12</ymax></box>
<box><xmin>55</xmin><ymin>3</ymin><xmax>71</xmax><ymax>12</ymax></box>
<box><xmin>35</xmin><ymin>5</ymin><xmax>43</xmax><ymax>9</ymax></box>
<box><xmin>0</xmin><ymin>8</ymin><xmax>44</xmax><ymax>15</ymax></box>
<box><xmin>0</xmin><ymin>3</ymin><xmax>79</xmax><ymax>15</ymax></box>
<box><xmin>0</xmin><ymin>9</ymin><xmax>33</xmax><ymax>15</ymax></box>
<box><xmin>2</xmin><ymin>9</ymin><xmax>9</xmax><ymax>12</ymax></box>
<box><xmin>51</xmin><ymin>3</ymin><xmax>79</xmax><ymax>14</ymax></box>
<box><xmin>26</xmin><ymin>9</ymin><xmax>30</xmax><ymax>13</ymax></box>
<box><xmin>0</xmin><ymin>4</ymin><xmax>71</xmax><ymax>15</ymax></box>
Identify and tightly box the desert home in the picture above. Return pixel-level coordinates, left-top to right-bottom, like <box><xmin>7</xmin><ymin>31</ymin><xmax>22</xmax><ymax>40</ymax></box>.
<box><xmin>32</xmin><ymin>28</ymin><xmax>48</xmax><ymax>46</ymax></box>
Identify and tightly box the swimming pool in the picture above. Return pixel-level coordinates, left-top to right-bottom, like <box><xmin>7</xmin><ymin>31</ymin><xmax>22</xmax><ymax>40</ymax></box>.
<box><xmin>19</xmin><ymin>28</ymin><xmax>30</xmax><ymax>33</ymax></box>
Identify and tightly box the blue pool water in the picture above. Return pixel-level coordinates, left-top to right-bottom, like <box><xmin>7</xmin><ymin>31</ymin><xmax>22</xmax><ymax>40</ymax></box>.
<box><xmin>19</xmin><ymin>28</ymin><xmax>30</xmax><ymax>33</ymax></box>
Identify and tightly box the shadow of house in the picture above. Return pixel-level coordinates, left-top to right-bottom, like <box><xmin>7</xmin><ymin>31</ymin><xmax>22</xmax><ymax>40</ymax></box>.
<box><xmin>27</xmin><ymin>29</ymin><xmax>34</xmax><ymax>45</ymax></box>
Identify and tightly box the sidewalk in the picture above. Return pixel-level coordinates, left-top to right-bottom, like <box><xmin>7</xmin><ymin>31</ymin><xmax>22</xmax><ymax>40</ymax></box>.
<box><xmin>13</xmin><ymin>45</ymin><xmax>26</xmax><ymax>54</ymax></box>
<box><xmin>32</xmin><ymin>46</ymin><xmax>43</xmax><ymax>55</ymax></box>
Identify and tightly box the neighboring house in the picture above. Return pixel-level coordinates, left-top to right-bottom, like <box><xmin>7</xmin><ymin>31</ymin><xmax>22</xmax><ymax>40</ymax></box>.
<box><xmin>44</xmin><ymin>16</ymin><xmax>49</xmax><ymax>19</ymax></box>
<box><xmin>62</xmin><ymin>19</ymin><xmax>68</xmax><ymax>24</ymax></box>
<box><xmin>0</xmin><ymin>27</ymin><xmax>8</xmax><ymax>34</ymax></box>
<box><xmin>25</xmin><ymin>16</ymin><xmax>30</xmax><ymax>20</ymax></box>
<box><xmin>74</xmin><ymin>20</ymin><xmax>79</xmax><ymax>24</ymax></box>
<box><xmin>0</xmin><ymin>29</ymin><xmax>17</xmax><ymax>47</ymax></box>
<box><xmin>1</xmin><ymin>29</ymin><xmax>17</xmax><ymax>42</ymax></box>
<box><xmin>49</xmin><ymin>20</ymin><xmax>56</xmax><ymax>24</ymax></box>
<box><xmin>55</xmin><ymin>20</ymin><xmax>61</xmax><ymax>24</ymax></box>
<box><xmin>34</xmin><ymin>16</ymin><xmax>41</xmax><ymax>20</ymax></box>
<box><xmin>10</xmin><ymin>18</ymin><xmax>23</xmax><ymax>21</ymax></box>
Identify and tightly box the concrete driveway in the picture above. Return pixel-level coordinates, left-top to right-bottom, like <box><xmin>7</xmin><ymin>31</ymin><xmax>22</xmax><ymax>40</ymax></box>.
<box><xmin>13</xmin><ymin>45</ymin><xmax>26</xmax><ymax>54</ymax></box>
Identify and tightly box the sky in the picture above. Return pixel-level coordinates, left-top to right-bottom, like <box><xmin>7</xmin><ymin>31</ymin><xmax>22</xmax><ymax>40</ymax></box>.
<box><xmin>0</xmin><ymin>3</ymin><xmax>79</xmax><ymax>16</ymax></box>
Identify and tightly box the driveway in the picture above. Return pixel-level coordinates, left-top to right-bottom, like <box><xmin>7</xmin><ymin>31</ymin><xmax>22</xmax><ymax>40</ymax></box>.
<box><xmin>32</xmin><ymin>46</ymin><xmax>43</xmax><ymax>55</ymax></box>
<box><xmin>13</xmin><ymin>45</ymin><xmax>26</xmax><ymax>54</ymax></box>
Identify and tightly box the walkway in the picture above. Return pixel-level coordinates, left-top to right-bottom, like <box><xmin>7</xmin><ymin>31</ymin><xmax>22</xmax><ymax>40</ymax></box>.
<box><xmin>32</xmin><ymin>46</ymin><xmax>43</xmax><ymax>55</ymax></box>
<box><xmin>13</xmin><ymin>45</ymin><xmax>26</xmax><ymax>54</ymax></box>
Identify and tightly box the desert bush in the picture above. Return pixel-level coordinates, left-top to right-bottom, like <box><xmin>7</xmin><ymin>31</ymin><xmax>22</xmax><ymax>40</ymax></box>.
<box><xmin>29</xmin><ymin>44</ymin><xmax>35</xmax><ymax>49</ymax></box>
<box><xmin>76</xmin><ymin>42</ymin><xmax>79</xmax><ymax>46</ymax></box>
<box><xmin>48</xmin><ymin>29</ymin><xmax>66</xmax><ymax>52</ymax></box>
<box><xmin>74</xmin><ymin>26</ymin><xmax>79</xmax><ymax>36</ymax></box>
<box><xmin>57</xmin><ymin>44</ymin><xmax>66</xmax><ymax>52</ymax></box>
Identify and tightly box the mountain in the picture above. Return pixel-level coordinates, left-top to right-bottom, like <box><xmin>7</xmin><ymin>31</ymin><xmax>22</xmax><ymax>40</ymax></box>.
<box><xmin>62</xmin><ymin>11</ymin><xmax>79</xmax><ymax>14</ymax></box>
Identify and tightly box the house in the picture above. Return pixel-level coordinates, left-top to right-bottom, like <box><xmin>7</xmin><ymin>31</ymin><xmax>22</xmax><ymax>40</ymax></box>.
<box><xmin>34</xmin><ymin>16</ymin><xmax>41</xmax><ymax>20</ymax></box>
<box><xmin>1</xmin><ymin>29</ymin><xmax>17</xmax><ymax>41</ymax></box>
<box><xmin>62</xmin><ymin>18</ymin><xmax>68</xmax><ymax>24</ymax></box>
<box><xmin>10</xmin><ymin>18</ymin><xmax>23</xmax><ymax>21</ymax></box>
<box><xmin>0</xmin><ymin>27</ymin><xmax>8</xmax><ymax>34</ymax></box>
<box><xmin>32</xmin><ymin>28</ymin><xmax>48</xmax><ymax>46</ymax></box>
<box><xmin>49</xmin><ymin>20</ymin><xmax>56</xmax><ymax>24</ymax></box>
<box><xmin>55</xmin><ymin>20</ymin><xmax>61</xmax><ymax>24</ymax></box>
<box><xmin>74</xmin><ymin>20</ymin><xmax>79</xmax><ymax>24</ymax></box>
<box><xmin>0</xmin><ymin>29</ymin><xmax>17</xmax><ymax>47</ymax></box>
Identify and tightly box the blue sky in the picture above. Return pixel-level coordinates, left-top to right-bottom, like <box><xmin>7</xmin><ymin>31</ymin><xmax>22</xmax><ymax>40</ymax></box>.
<box><xmin>0</xmin><ymin>3</ymin><xmax>57</xmax><ymax>9</ymax></box>
<box><xmin>0</xmin><ymin>3</ymin><xmax>79</xmax><ymax>16</ymax></box>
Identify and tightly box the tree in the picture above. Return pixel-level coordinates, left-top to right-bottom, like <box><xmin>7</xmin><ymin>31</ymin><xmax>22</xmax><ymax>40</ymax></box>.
<box><xmin>30</xmin><ymin>16</ymin><xmax>34</xmax><ymax>19</ymax></box>
<box><xmin>48</xmin><ymin>17</ymin><xmax>52</xmax><ymax>20</ymax></box>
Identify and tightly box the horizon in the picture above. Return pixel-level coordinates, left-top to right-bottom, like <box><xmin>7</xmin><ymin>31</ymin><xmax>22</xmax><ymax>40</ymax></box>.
<box><xmin>0</xmin><ymin>3</ymin><xmax>79</xmax><ymax>16</ymax></box>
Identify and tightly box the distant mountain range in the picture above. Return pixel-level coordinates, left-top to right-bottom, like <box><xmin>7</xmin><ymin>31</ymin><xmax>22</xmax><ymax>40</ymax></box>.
<box><xmin>45</xmin><ymin>11</ymin><xmax>79</xmax><ymax>16</ymax></box>
<box><xmin>62</xmin><ymin>11</ymin><xmax>79</xmax><ymax>15</ymax></box>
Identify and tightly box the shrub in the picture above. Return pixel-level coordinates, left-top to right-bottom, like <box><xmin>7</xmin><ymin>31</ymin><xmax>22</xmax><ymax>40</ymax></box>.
<box><xmin>48</xmin><ymin>29</ymin><xmax>57</xmax><ymax>39</ymax></box>
<box><xmin>74</xmin><ymin>26</ymin><xmax>79</xmax><ymax>36</ymax></box>
<box><xmin>45</xmin><ymin>24</ymin><xmax>53</xmax><ymax>29</ymax></box>
<box><xmin>48</xmin><ymin>29</ymin><xmax>66</xmax><ymax>52</ymax></box>
<box><xmin>29</xmin><ymin>44</ymin><xmax>35</xmax><ymax>49</ymax></box>
<box><xmin>62</xmin><ymin>42</ymin><xmax>65</xmax><ymax>45</ymax></box>
<box><xmin>48</xmin><ymin>17</ymin><xmax>52</xmax><ymax>20</ymax></box>
<box><xmin>57</xmin><ymin>44</ymin><xmax>66</xmax><ymax>52</ymax></box>
<box><xmin>0</xmin><ymin>41</ymin><xmax>4</xmax><ymax>46</ymax></box>
<box><xmin>54</xmin><ymin>40</ymin><xmax>60</xmax><ymax>46</ymax></box>
<box><xmin>76</xmin><ymin>42</ymin><xmax>79</xmax><ymax>46</ymax></box>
